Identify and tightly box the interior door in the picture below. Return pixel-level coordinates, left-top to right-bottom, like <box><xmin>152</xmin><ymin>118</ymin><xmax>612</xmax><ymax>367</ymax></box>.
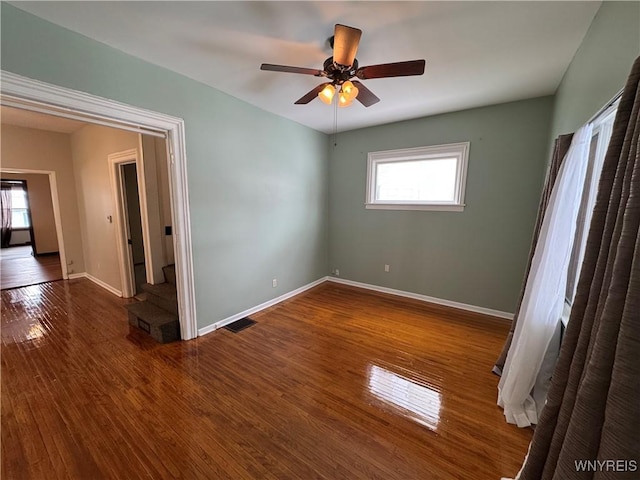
<box><xmin>121</xmin><ymin>163</ymin><xmax>147</xmax><ymax>294</ymax></box>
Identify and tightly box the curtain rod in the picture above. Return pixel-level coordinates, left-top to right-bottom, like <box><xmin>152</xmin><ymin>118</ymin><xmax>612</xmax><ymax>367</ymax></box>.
<box><xmin>588</xmin><ymin>88</ymin><xmax>623</xmax><ymax>125</ymax></box>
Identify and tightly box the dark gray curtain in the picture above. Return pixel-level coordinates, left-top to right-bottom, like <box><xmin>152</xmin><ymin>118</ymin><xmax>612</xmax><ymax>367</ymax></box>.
<box><xmin>493</xmin><ymin>133</ymin><xmax>574</xmax><ymax>375</ymax></box>
<box><xmin>0</xmin><ymin>182</ymin><xmax>12</xmax><ymax>248</ymax></box>
<box><xmin>518</xmin><ymin>55</ymin><xmax>640</xmax><ymax>479</ymax></box>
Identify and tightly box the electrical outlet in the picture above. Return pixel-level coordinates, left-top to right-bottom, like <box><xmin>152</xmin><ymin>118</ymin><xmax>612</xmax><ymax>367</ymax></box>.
<box><xmin>272</xmin><ymin>278</ymin><xmax>277</xmax><ymax>288</ymax></box>
<box><xmin>384</xmin><ymin>264</ymin><xmax>390</xmax><ymax>272</ymax></box>
<box><xmin>335</xmin><ymin>269</ymin><xmax>340</xmax><ymax>277</ymax></box>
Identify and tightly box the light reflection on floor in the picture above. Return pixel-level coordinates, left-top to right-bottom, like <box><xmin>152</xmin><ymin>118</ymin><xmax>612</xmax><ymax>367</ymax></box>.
<box><xmin>367</xmin><ymin>364</ymin><xmax>442</xmax><ymax>431</ymax></box>
<box><xmin>25</xmin><ymin>322</ymin><xmax>47</xmax><ymax>342</ymax></box>
<box><xmin>2</xmin><ymin>285</ymin><xmax>54</xmax><ymax>347</ymax></box>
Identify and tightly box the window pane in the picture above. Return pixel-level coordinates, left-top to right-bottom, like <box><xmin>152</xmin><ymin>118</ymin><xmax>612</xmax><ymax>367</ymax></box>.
<box><xmin>10</xmin><ymin>189</ymin><xmax>28</xmax><ymax>209</ymax></box>
<box><xmin>11</xmin><ymin>209</ymin><xmax>30</xmax><ymax>228</ymax></box>
<box><xmin>375</xmin><ymin>158</ymin><xmax>457</xmax><ymax>202</ymax></box>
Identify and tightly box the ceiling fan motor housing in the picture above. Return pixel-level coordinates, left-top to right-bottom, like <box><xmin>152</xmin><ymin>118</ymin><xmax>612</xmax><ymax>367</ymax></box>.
<box><xmin>323</xmin><ymin>57</ymin><xmax>358</xmax><ymax>85</ymax></box>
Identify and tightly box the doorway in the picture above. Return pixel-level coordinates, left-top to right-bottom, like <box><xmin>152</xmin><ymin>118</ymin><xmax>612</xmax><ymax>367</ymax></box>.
<box><xmin>121</xmin><ymin>163</ymin><xmax>147</xmax><ymax>295</ymax></box>
<box><xmin>109</xmin><ymin>149</ymin><xmax>146</xmax><ymax>299</ymax></box>
<box><xmin>1</xmin><ymin>70</ymin><xmax>198</xmax><ymax>340</ymax></box>
<box><xmin>0</xmin><ymin>174</ymin><xmax>64</xmax><ymax>290</ymax></box>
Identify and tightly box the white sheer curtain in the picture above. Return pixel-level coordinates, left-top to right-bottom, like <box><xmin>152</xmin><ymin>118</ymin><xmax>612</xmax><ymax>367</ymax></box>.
<box><xmin>497</xmin><ymin>124</ymin><xmax>592</xmax><ymax>428</ymax></box>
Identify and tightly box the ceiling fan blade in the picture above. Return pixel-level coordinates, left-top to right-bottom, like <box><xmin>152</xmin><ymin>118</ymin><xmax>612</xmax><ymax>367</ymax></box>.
<box><xmin>294</xmin><ymin>83</ymin><xmax>330</xmax><ymax>105</ymax></box>
<box><xmin>352</xmin><ymin>81</ymin><xmax>380</xmax><ymax>107</ymax></box>
<box><xmin>333</xmin><ymin>24</ymin><xmax>362</xmax><ymax>67</ymax></box>
<box><xmin>261</xmin><ymin>64</ymin><xmax>324</xmax><ymax>76</ymax></box>
<box><xmin>356</xmin><ymin>60</ymin><xmax>426</xmax><ymax>80</ymax></box>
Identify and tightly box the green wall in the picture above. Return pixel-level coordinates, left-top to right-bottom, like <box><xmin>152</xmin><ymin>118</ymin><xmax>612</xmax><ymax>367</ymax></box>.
<box><xmin>1</xmin><ymin>4</ymin><xmax>329</xmax><ymax>329</ymax></box>
<box><xmin>327</xmin><ymin>0</ymin><xmax>640</xmax><ymax>315</ymax></box>
<box><xmin>328</xmin><ymin>97</ymin><xmax>554</xmax><ymax>313</ymax></box>
<box><xmin>3</xmin><ymin>1</ymin><xmax>636</xmax><ymax>325</ymax></box>
<box><xmin>551</xmin><ymin>1</ymin><xmax>640</xmax><ymax>138</ymax></box>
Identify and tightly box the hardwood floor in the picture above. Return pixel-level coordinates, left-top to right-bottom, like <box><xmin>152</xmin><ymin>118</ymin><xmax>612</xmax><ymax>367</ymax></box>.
<box><xmin>0</xmin><ymin>246</ymin><xmax>63</xmax><ymax>290</ymax></box>
<box><xmin>1</xmin><ymin>279</ymin><xmax>531</xmax><ymax>479</ymax></box>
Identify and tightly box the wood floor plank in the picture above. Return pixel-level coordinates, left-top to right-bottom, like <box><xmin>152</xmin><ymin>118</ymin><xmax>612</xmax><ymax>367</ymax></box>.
<box><xmin>1</xmin><ymin>279</ymin><xmax>532</xmax><ymax>479</ymax></box>
<box><xmin>0</xmin><ymin>246</ymin><xmax>63</xmax><ymax>291</ymax></box>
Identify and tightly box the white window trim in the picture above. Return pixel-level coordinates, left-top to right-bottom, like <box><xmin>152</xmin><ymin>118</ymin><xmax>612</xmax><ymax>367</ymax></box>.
<box><xmin>365</xmin><ymin>142</ymin><xmax>470</xmax><ymax>212</ymax></box>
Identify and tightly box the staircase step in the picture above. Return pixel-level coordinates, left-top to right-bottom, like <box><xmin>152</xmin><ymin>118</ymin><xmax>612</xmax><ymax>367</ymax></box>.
<box><xmin>141</xmin><ymin>282</ymin><xmax>178</xmax><ymax>315</ymax></box>
<box><xmin>125</xmin><ymin>301</ymin><xmax>180</xmax><ymax>344</ymax></box>
<box><xmin>163</xmin><ymin>264</ymin><xmax>176</xmax><ymax>285</ymax></box>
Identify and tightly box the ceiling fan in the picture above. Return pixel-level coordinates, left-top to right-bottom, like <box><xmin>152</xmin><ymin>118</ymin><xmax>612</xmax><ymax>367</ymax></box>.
<box><xmin>260</xmin><ymin>24</ymin><xmax>426</xmax><ymax>108</ymax></box>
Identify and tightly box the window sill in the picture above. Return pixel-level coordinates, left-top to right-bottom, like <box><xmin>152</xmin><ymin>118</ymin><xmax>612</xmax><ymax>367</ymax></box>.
<box><xmin>365</xmin><ymin>203</ymin><xmax>465</xmax><ymax>212</ymax></box>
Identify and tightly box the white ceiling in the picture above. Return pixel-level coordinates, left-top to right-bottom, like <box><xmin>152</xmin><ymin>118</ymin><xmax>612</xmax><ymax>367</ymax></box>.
<box><xmin>11</xmin><ymin>1</ymin><xmax>601</xmax><ymax>134</ymax></box>
<box><xmin>1</xmin><ymin>105</ymin><xmax>86</xmax><ymax>133</ymax></box>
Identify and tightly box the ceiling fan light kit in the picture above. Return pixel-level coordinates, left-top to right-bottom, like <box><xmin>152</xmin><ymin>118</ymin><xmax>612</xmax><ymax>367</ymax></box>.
<box><xmin>338</xmin><ymin>80</ymin><xmax>359</xmax><ymax>107</ymax></box>
<box><xmin>260</xmin><ymin>24</ymin><xmax>426</xmax><ymax>108</ymax></box>
<box><xmin>317</xmin><ymin>80</ymin><xmax>359</xmax><ymax>107</ymax></box>
<box><xmin>318</xmin><ymin>84</ymin><xmax>336</xmax><ymax>105</ymax></box>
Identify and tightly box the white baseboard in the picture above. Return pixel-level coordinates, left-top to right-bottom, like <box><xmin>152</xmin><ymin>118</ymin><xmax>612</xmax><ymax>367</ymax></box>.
<box><xmin>327</xmin><ymin>277</ymin><xmax>513</xmax><ymax>320</ymax></box>
<box><xmin>198</xmin><ymin>276</ymin><xmax>329</xmax><ymax>337</ymax></box>
<box><xmin>68</xmin><ymin>272</ymin><xmax>123</xmax><ymax>297</ymax></box>
<box><xmin>197</xmin><ymin>274</ymin><xmax>512</xmax><ymax>337</ymax></box>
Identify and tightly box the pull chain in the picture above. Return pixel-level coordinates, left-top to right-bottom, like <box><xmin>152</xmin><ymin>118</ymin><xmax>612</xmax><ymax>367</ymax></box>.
<box><xmin>333</xmin><ymin>95</ymin><xmax>339</xmax><ymax>147</ymax></box>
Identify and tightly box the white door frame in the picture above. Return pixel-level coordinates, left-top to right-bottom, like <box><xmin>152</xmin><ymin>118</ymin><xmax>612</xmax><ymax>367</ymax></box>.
<box><xmin>0</xmin><ymin>168</ymin><xmax>68</xmax><ymax>279</ymax></box>
<box><xmin>109</xmin><ymin>147</ymin><xmax>162</xmax><ymax>299</ymax></box>
<box><xmin>108</xmin><ymin>151</ymin><xmax>138</xmax><ymax>299</ymax></box>
<box><xmin>0</xmin><ymin>70</ymin><xmax>198</xmax><ymax>341</ymax></box>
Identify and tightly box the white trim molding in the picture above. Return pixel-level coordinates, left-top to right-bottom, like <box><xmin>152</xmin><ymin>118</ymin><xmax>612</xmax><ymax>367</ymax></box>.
<box><xmin>198</xmin><ymin>277</ymin><xmax>328</xmax><ymax>336</ymax></box>
<box><xmin>328</xmin><ymin>277</ymin><xmax>513</xmax><ymax>320</ymax></box>
<box><xmin>365</xmin><ymin>203</ymin><xmax>465</xmax><ymax>212</ymax></box>
<box><xmin>69</xmin><ymin>272</ymin><xmax>123</xmax><ymax>297</ymax></box>
<box><xmin>67</xmin><ymin>273</ymin><xmax>87</xmax><ymax>280</ymax></box>
<box><xmin>1</xmin><ymin>70</ymin><xmax>198</xmax><ymax>340</ymax></box>
<box><xmin>197</xmin><ymin>275</ymin><xmax>512</xmax><ymax>337</ymax></box>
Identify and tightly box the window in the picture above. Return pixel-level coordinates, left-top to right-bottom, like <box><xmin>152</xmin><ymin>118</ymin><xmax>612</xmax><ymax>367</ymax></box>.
<box><xmin>366</xmin><ymin>142</ymin><xmax>470</xmax><ymax>211</ymax></box>
<box><xmin>11</xmin><ymin>187</ymin><xmax>31</xmax><ymax>228</ymax></box>
<box><xmin>1</xmin><ymin>181</ymin><xmax>31</xmax><ymax>229</ymax></box>
<box><xmin>563</xmin><ymin>101</ymin><xmax>618</xmax><ymax>324</ymax></box>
